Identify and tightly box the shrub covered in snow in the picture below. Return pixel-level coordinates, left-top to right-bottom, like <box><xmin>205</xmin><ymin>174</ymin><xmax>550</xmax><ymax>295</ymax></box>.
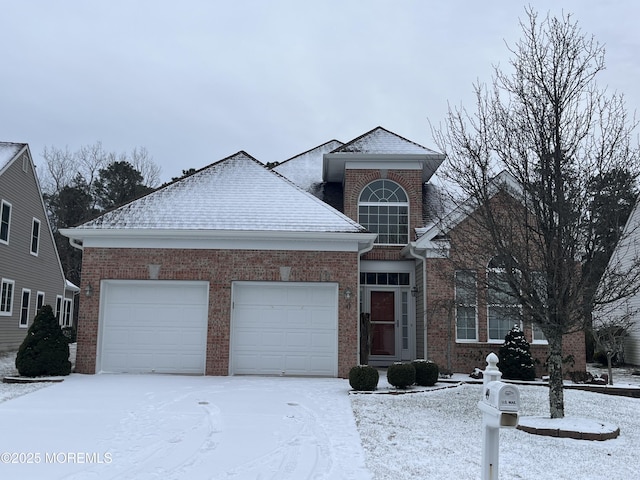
<box><xmin>412</xmin><ymin>360</ymin><xmax>439</xmax><ymax>386</ymax></box>
<box><xmin>349</xmin><ymin>365</ymin><xmax>379</xmax><ymax>391</ymax></box>
<box><xmin>15</xmin><ymin>305</ymin><xmax>71</xmax><ymax>377</ymax></box>
<box><xmin>498</xmin><ymin>325</ymin><xmax>536</xmax><ymax>381</ymax></box>
<box><xmin>387</xmin><ymin>362</ymin><xmax>416</xmax><ymax>388</ymax></box>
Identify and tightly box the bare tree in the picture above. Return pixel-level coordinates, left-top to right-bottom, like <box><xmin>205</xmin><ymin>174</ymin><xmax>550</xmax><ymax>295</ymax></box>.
<box><xmin>432</xmin><ymin>8</ymin><xmax>640</xmax><ymax>418</ymax></box>
<box><xmin>592</xmin><ymin>302</ymin><xmax>637</xmax><ymax>385</ymax></box>
<box><xmin>130</xmin><ymin>146</ymin><xmax>161</xmax><ymax>187</ymax></box>
<box><xmin>41</xmin><ymin>145</ymin><xmax>76</xmax><ymax>194</ymax></box>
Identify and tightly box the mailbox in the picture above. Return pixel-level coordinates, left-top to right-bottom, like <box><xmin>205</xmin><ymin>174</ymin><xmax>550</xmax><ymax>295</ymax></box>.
<box><xmin>483</xmin><ymin>381</ymin><xmax>520</xmax><ymax>412</ymax></box>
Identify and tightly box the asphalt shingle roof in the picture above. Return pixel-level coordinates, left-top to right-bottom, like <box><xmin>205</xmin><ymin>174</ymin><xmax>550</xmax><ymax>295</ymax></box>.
<box><xmin>75</xmin><ymin>151</ymin><xmax>367</xmax><ymax>233</ymax></box>
<box><xmin>273</xmin><ymin>140</ymin><xmax>344</xmax><ymax>191</ymax></box>
<box><xmin>0</xmin><ymin>142</ymin><xmax>25</xmax><ymax>171</ymax></box>
<box><xmin>330</xmin><ymin>126</ymin><xmax>438</xmax><ymax>155</ymax></box>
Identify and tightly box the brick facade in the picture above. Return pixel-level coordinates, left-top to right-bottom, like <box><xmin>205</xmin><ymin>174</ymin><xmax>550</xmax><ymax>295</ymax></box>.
<box><xmin>422</xmin><ymin>211</ymin><xmax>586</xmax><ymax>377</ymax></box>
<box><xmin>76</xmin><ymin>248</ymin><xmax>360</xmax><ymax>378</ymax></box>
<box><xmin>344</xmin><ymin>168</ymin><xmax>424</xmax><ymax>262</ymax></box>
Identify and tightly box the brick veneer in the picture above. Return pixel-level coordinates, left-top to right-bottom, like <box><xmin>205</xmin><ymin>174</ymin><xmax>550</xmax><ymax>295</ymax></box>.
<box><xmin>424</xmin><ymin>209</ymin><xmax>586</xmax><ymax>376</ymax></box>
<box><xmin>76</xmin><ymin>248</ymin><xmax>360</xmax><ymax>378</ymax></box>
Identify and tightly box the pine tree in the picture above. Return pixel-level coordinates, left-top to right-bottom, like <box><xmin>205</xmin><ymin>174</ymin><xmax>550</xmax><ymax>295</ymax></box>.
<box><xmin>15</xmin><ymin>305</ymin><xmax>71</xmax><ymax>377</ymax></box>
<box><xmin>498</xmin><ymin>325</ymin><xmax>536</xmax><ymax>381</ymax></box>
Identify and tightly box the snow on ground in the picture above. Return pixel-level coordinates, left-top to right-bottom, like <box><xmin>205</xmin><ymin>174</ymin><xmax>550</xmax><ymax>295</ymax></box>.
<box><xmin>1</xmin><ymin>351</ymin><xmax>640</xmax><ymax>480</ymax></box>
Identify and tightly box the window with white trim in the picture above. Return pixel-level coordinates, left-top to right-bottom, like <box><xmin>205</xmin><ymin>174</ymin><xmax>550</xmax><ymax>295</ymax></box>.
<box><xmin>487</xmin><ymin>257</ymin><xmax>522</xmax><ymax>342</ymax></box>
<box><xmin>0</xmin><ymin>200</ymin><xmax>11</xmax><ymax>244</ymax></box>
<box><xmin>62</xmin><ymin>298</ymin><xmax>73</xmax><ymax>327</ymax></box>
<box><xmin>455</xmin><ymin>270</ymin><xmax>478</xmax><ymax>341</ymax></box>
<box><xmin>530</xmin><ymin>271</ymin><xmax>548</xmax><ymax>343</ymax></box>
<box><xmin>20</xmin><ymin>289</ymin><xmax>31</xmax><ymax>327</ymax></box>
<box><xmin>30</xmin><ymin>218</ymin><xmax>40</xmax><ymax>255</ymax></box>
<box><xmin>1</xmin><ymin>278</ymin><xmax>14</xmax><ymax>315</ymax></box>
<box><xmin>532</xmin><ymin>323</ymin><xmax>547</xmax><ymax>343</ymax></box>
<box><xmin>55</xmin><ymin>295</ymin><xmax>63</xmax><ymax>324</ymax></box>
<box><xmin>358</xmin><ymin>180</ymin><xmax>409</xmax><ymax>245</ymax></box>
<box><xmin>36</xmin><ymin>291</ymin><xmax>45</xmax><ymax>315</ymax></box>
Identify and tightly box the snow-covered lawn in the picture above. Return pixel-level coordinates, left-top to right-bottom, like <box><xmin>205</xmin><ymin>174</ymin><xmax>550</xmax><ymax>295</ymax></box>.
<box><xmin>1</xmin><ymin>349</ymin><xmax>639</xmax><ymax>480</ymax></box>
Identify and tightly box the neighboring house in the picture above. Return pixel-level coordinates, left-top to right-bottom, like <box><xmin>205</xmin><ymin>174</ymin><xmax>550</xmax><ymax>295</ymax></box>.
<box><xmin>61</xmin><ymin>127</ymin><xmax>585</xmax><ymax>377</ymax></box>
<box><xmin>0</xmin><ymin>142</ymin><xmax>77</xmax><ymax>352</ymax></box>
<box><xmin>596</xmin><ymin>195</ymin><xmax>640</xmax><ymax>366</ymax></box>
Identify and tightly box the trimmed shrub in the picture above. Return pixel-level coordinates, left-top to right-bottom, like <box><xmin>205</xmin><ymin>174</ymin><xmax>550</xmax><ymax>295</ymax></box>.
<box><xmin>387</xmin><ymin>362</ymin><xmax>416</xmax><ymax>389</ymax></box>
<box><xmin>15</xmin><ymin>305</ymin><xmax>71</xmax><ymax>377</ymax></box>
<box><xmin>413</xmin><ymin>360</ymin><xmax>439</xmax><ymax>386</ymax></box>
<box><xmin>498</xmin><ymin>325</ymin><xmax>536</xmax><ymax>381</ymax></box>
<box><xmin>349</xmin><ymin>365</ymin><xmax>379</xmax><ymax>391</ymax></box>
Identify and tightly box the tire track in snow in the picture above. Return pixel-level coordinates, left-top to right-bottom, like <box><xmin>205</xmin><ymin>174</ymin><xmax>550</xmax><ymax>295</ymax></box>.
<box><xmin>214</xmin><ymin>399</ymin><xmax>332</xmax><ymax>480</ymax></box>
<box><xmin>63</xmin><ymin>388</ymin><xmax>223</xmax><ymax>480</ymax></box>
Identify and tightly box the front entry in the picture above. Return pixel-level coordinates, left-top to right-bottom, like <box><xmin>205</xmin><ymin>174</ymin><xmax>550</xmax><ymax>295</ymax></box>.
<box><xmin>361</xmin><ymin>285</ymin><xmax>412</xmax><ymax>365</ymax></box>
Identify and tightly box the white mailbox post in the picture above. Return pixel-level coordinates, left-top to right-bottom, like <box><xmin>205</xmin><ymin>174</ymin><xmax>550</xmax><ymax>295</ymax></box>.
<box><xmin>479</xmin><ymin>353</ymin><xmax>520</xmax><ymax>480</ymax></box>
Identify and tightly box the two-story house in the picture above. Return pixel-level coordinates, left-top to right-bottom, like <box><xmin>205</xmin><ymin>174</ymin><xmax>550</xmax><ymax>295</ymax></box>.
<box><xmin>60</xmin><ymin>127</ymin><xmax>585</xmax><ymax>377</ymax></box>
<box><xmin>1</xmin><ymin>142</ymin><xmax>79</xmax><ymax>352</ymax></box>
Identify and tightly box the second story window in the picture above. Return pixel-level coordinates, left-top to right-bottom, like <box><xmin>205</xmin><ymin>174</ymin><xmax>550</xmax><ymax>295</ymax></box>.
<box><xmin>358</xmin><ymin>180</ymin><xmax>409</xmax><ymax>245</ymax></box>
<box><xmin>31</xmin><ymin>218</ymin><xmax>41</xmax><ymax>255</ymax></box>
<box><xmin>0</xmin><ymin>200</ymin><xmax>11</xmax><ymax>244</ymax></box>
<box><xmin>1</xmin><ymin>278</ymin><xmax>14</xmax><ymax>316</ymax></box>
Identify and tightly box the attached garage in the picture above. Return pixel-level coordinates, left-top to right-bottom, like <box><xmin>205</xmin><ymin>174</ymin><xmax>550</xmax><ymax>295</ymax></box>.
<box><xmin>98</xmin><ymin>280</ymin><xmax>209</xmax><ymax>374</ymax></box>
<box><xmin>230</xmin><ymin>282</ymin><xmax>338</xmax><ymax>376</ymax></box>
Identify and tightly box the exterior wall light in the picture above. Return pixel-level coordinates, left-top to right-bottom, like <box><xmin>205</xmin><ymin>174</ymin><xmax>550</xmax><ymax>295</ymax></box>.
<box><xmin>85</xmin><ymin>283</ymin><xmax>93</xmax><ymax>297</ymax></box>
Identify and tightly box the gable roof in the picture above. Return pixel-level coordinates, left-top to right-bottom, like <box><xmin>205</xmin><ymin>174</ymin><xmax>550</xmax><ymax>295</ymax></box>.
<box><xmin>0</xmin><ymin>142</ymin><xmax>68</xmax><ymax>286</ymax></box>
<box><xmin>410</xmin><ymin>170</ymin><xmax>522</xmax><ymax>254</ymax></box>
<box><xmin>330</xmin><ymin>126</ymin><xmax>439</xmax><ymax>155</ymax></box>
<box><xmin>273</xmin><ymin>139</ymin><xmax>343</xmax><ymax>191</ymax></box>
<box><xmin>323</xmin><ymin>126</ymin><xmax>445</xmax><ymax>183</ymax></box>
<box><xmin>0</xmin><ymin>142</ymin><xmax>27</xmax><ymax>173</ymax></box>
<box><xmin>68</xmin><ymin>151</ymin><xmax>368</xmax><ymax>234</ymax></box>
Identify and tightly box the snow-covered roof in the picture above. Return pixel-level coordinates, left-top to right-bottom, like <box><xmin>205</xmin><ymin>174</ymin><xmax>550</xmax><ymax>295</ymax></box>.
<box><xmin>330</xmin><ymin>126</ymin><xmax>439</xmax><ymax>155</ymax></box>
<box><xmin>65</xmin><ymin>279</ymin><xmax>80</xmax><ymax>292</ymax></box>
<box><xmin>0</xmin><ymin>142</ymin><xmax>26</xmax><ymax>172</ymax></box>
<box><xmin>273</xmin><ymin>140</ymin><xmax>343</xmax><ymax>191</ymax></box>
<box><xmin>323</xmin><ymin>127</ymin><xmax>445</xmax><ymax>183</ymax></box>
<box><xmin>71</xmin><ymin>151</ymin><xmax>368</xmax><ymax>234</ymax></box>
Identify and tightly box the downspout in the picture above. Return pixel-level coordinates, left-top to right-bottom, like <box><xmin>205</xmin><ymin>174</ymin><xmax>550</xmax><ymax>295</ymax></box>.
<box><xmin>408</xmin><ymin>244</ymin><xmax>428</xmax><ymax>360</ymax></box>
<box><xmin>68</xmin><ymin>237</ymin><xmax>84</xmax><ymax>251</ymax></box>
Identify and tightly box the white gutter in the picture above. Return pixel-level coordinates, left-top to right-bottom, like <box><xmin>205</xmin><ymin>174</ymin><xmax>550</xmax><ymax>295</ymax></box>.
<box><xmin>407</xmin><ymin>243</ymin><xmax>428</xmax><ymax>360</ymax></box>
<box><xmin>68</xmin><ymin>237</ymin><xmax>84</xmax><ymax>251</ymax></box>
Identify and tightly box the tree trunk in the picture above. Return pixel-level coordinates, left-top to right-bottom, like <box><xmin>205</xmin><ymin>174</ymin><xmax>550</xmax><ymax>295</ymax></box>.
<box><xmin>547</xmin><ymin>335</ymin><xmax>565</xmax><ymax>418</ymax></box>
<box><xmin>607</xmin><ymin>353</ymin><xmax>614</xmax><ymax>385</ymax></box>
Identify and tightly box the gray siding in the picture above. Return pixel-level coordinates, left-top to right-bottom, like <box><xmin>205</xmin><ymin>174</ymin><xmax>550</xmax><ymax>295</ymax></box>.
<box><xmin>0</xmin><ymin>147</ymin><xmax>66</xmax><ymax>351</ymax></box>
<box><xmin>599</xmin><ymin>196</ymin><xmax>640</xmax><ymax>366</ymax></box>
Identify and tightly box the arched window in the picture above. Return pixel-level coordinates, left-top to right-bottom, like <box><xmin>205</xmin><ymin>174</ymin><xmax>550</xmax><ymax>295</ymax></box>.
<box><xmin>487</xmin><ymin>255</ymin><xmax>522</xmax><ymax>342</ymax></box>
<box><xmin>358</xmin><ymin>180</ymin><xmax>409</xmax><ymax>245</ymax></box>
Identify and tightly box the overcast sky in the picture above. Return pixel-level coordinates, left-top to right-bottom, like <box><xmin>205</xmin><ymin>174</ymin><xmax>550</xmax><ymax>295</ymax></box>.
<box><xmin>2</xmin><ymin>1</ymin><xmax>640</xmax><ymax>183</ymax></box>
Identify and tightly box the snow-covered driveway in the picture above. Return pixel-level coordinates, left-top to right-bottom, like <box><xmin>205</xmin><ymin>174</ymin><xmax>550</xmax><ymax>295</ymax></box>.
<box><xmin>0</xmin><ymin>374</ymin><xmax>371</xmax><ymax>480</ymax></box>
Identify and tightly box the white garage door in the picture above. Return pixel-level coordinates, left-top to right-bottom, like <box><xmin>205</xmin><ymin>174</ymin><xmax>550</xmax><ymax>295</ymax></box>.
<box><xmin>99</xmin><ymin>280</ymin><xmax>209</xmax><ymax>374</ymax></box>
<box><xmin>231</xmin><ymin>282</ymin><xmax>338</xmax><ymax>377</ymax></box>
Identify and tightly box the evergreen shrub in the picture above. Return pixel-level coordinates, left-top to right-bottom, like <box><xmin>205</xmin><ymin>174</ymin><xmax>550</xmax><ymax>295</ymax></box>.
<box><xmin>387</xmin><ymin>362</ymin><xmax>416</xmax><ymax>388</ymax></box>
<box><xmin>498</xmin><ymin>325</ymin><xmax>536</xmax><ymax>381</ymax></box>
<box><xmin>349</xmin><ymin>365</ymin><xmax>379</xmax><ymax>391</ymax></box>
<box><xmin>412</xmin><ymin>360</ymin><xmax>439</xmax><ymax>386</ymax></box>
<box><xmin>15</xmin><ymin>305</ymin><xmax>72</xmax><ymax>377</ymax></box>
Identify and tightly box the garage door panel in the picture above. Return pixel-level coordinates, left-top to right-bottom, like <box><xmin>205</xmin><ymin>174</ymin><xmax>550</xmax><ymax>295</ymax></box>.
<box><xmin>231</xmin><ymin>282</ymin><xmax>338</xmax><ymax>377</ymax></box>
<box><xmin>100</xmin><ymin>281</ymin><xmax>208</xmax><ymax>374</ymax></box>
